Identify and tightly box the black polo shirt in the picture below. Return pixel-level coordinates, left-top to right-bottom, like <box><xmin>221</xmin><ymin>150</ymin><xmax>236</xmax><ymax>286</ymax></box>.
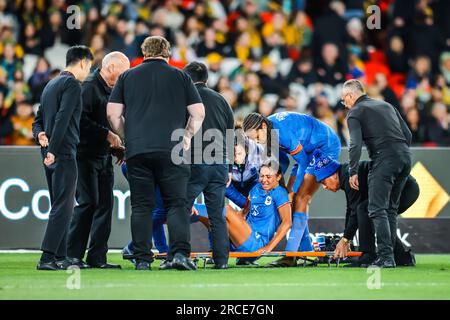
<box><xmin>77</xmin><ymin>69</ymin><xmax>112</xmax><ymax>157</ymax></box>
<box><xmin>109</xmin><ymin>59</ymin><xmax>202</xmax><ymax>159</ymax></box>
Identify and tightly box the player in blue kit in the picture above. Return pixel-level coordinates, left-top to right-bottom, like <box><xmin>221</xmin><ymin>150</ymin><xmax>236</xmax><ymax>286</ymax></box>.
<box><xmin>243</xmin><ymin>112</ymin><xmax>341</xmax><ymax>267</ymax></box>
<box><xmin>225</xmin><ymin>160</ymin><xmax>292</xmax><ymax>254</ymax></box>
<box><xmin>225</xmin><ymin>130</ymin><xmax>265</xmax><ymax>208</ymax></box>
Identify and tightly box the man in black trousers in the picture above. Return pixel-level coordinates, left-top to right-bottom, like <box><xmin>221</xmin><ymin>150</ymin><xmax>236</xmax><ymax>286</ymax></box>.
<box><xmin>66</xmin><ymin>52</ymin><xmax>130</xmax><ymax>269</ymax></box>
<box><xmin>180</xmin><ymin>62</ymin><xmax>234</xmax><ymax>270</ymax></box>
<box><xmin>342</xmin><ymin>79</ymin><xmax>412</xmax><ymax>268</ymax></box>
<box><xmin>319</xmin><ymin>159</ymin><xmax>419</xmax><ymax>267</ymax></box>
<box><xmin>107</xmin><ymin>36</ymin><xmax>205</xmax><ymax>271</ymax></box>
<box><xmin>32</xmin><ymin>46</ymin><xmax>93</xmax><ymax>270</ymax></box>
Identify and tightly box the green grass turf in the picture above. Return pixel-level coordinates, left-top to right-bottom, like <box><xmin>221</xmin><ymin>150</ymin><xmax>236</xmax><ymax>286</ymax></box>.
<box><xmin>0</xmin><ymin>253</ymin><xmax>449</xmax><ymax>300</ymax></box>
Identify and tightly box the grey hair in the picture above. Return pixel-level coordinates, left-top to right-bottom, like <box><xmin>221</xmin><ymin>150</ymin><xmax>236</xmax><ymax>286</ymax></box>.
<box><xmin>102</xmin><ymin>51</ymin><xmax>129</xmax><ymax>69</ymax></box>
<box><xmin>342</xmin><ymin>79</ymin><xmax>365</xmax><ymax>95</ymax></box>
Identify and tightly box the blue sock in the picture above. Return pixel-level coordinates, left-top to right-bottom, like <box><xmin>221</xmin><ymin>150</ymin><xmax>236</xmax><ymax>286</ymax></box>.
<box><xmin>299</xmin><ymin>223</ymin><xmax>313</xmax><ymax>251</ymax></box>
<box><xmin>153</xmin><ymin>218</ymin><xmax>168</xmax><ymax>253</ymax></box>
<box><xmin>285</xmin><ymin>212</ymin><xmax>308</xmax><ymax>252</ymax></box>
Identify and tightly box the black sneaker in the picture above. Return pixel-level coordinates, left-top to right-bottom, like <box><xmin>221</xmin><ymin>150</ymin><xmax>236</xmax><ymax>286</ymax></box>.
<box><xmin>135</xmin><ymin>260</ymin><xmax>151</xmax><ymax>271</ymax></box>
<box><xmin>159</xmin><ymin>259</ymin><xmax>173</xmax><ymax>270</ymax></box>
<box><xmin>236</xmin><ymin>258</ymin><xmax>259</xmax><ymax>266</ymax></box>
<box><xmin>89</xmin><ymin>262</ymin><xmax>122</xmax><ymax>269</ymax></box>
<box><xmin>369</xmin><ymin>258</ymin><xmax>396</xmax><ymax>268</ymax></box>
<box><xmin>36</xmin><ymin>260</ymin><xmax>60</xmax><ymax>271</ymax></box>
<box><xmin>54</xmin><ymin>259</ymin><xmax>68</xmax><ymax>270</ymax></box>
<box><xmin>395</xmin><ymin>249</ymin><xmax>416</xmax><ymax>267</ymax></box>
<box><xmin>65</xmin><ymin>257</ymin><xmax>90</xmax><ymax>269</ymax></box>
<box><xmin>171</xmin><ymin>253</ymin><xmax>197</xmax><ymax>271</ymax></box>
<box><xmin>348</xmin><ymin>253</ymin><xmax>376</xmax><ymax>268</ymax></box>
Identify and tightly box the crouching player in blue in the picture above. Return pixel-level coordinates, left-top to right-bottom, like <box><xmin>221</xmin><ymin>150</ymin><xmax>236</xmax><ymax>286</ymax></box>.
<box><xmin>226</xmin><ymin>130</ymin><xmax>264</xmax><ymax>208</ymax></box>
<box><xmin>225</xmin><ymin>160</ymin><xmax>292</xmax><ymax>256</ymax></box>
<box><xmin>243</xmin><ymin>112</ymin><xmax>341</xmax><ymax>267</ymax></box>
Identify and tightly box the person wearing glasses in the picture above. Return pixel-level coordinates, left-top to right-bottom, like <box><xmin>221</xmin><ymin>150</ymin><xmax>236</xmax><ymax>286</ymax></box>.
<box><xmin>341</xmin><ymin>79</ymin><xmax>412</xmax><ymax>268</ymax></box>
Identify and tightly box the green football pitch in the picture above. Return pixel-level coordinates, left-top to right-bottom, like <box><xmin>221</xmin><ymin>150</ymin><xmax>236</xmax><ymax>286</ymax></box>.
<box><xmin>0</xmin><ymin>253</ymin><xmax>449</xmax><ymax>300</ymax></box>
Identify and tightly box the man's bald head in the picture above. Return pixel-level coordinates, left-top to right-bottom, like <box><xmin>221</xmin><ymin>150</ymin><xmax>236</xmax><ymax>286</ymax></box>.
<box><xmin>100</xmin><ymin>51</ymin><xmax>130</xmax><ymax>87</ymax></box>
<box><xmin>102</xmin><ymin>51</ymin><xmax>129</xmax><ymax>69</ymax></box>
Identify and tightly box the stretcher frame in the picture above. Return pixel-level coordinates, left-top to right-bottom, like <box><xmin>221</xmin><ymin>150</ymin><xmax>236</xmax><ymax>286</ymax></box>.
<box><xmin>152</xmin><ymin>251</ymin><xmax>363</xmax><ymax>268</ymax></box>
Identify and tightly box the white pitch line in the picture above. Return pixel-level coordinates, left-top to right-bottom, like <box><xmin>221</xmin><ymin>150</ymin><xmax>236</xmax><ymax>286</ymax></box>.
<box><xmin>1</xmin><ymin>282</ymin><xmax>449</xmax><ymax>291</ymax></box>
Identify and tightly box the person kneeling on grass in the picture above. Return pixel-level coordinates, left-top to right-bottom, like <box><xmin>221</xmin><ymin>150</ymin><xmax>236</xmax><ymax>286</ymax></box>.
<box><xmin>319</xmin><ymin>159</ymin><xmax>419</xmax><ymax>267</ymax></box>
<box><xmin>225</xmin><ymin>160</ymin><xmax>292</xmax><ymax>257</ymax></box>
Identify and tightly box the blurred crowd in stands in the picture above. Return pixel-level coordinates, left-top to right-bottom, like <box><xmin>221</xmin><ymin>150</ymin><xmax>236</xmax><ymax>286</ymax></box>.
<box><xmin>1</xmin><ymin>0</ymin><xmax>450</xmax><ymax>146</ymax></box>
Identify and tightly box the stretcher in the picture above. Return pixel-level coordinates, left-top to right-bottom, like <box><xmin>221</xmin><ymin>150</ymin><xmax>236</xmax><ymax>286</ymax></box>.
<box><xmin>152</xmin><ymin>251</ymin><xmax>363</xmax><ymax>268</ymax></box>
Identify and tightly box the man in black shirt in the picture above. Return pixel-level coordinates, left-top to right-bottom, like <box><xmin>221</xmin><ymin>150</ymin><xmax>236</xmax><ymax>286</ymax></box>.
<box><xmin>32</xmin><ymin>46</ymin><xmax>93</xmax><ymax>270</ymax></box>
<box><xmin>66</xmin><ymin>52</ymin><xmax>130</xmax><ymax>269</ymax></box>
<box><xmin>342</xmin><ymin>79</ymin><xmax>412</xmax><ymax>268</ymax></box>
<box><xmin>182</xmin><ymin>62</ymin><xmax>234</xmax><ymax>269</ymax></box>
<box><xmin>319</xmin><ymin>160</ymin><xmax>419</xmax><ymax>267</ymax></box>
<box><xmin>107</xmin><ymin>36</ymin><xmax>205</xmax><ymax>271</ymax></box>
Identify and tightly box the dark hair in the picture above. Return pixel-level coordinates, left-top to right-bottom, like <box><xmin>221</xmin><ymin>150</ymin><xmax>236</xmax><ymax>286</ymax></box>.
<box><xmin>259</xmin><ymin>159</ymin><xmax>287</xmax><ymax>190</ymax></box>
<box><xmin>50</xmin><ymin>68</ymin><xmax>61</xmax><ymax>77</ymax></box>
<box><xmin>243</xmin><ymin>112</ymin><xmax>274</xmax><ymax>156</ymax></box>
<box><xmin>234</xmin><ymin>129</ymin><xmax>249</xmax><ymax>154</ymax></box>
<box><xmin>17</xmin><ymin>100</ymin><xmax>32</xmax><ymax>106</ymax></box>
<box><xmin>34</xmin><ymin>56</ymin><xmax>51</xmax><ymax>72</ymax></box>
<box><xmin>184</xmin><ymin>61</ymin><xmax>208</xmax><ymax>83</ymax></box>
<box><xmin>66</xmin><ymin>45</ymin><xmax>94</xmax><ymax>67</ymax></box>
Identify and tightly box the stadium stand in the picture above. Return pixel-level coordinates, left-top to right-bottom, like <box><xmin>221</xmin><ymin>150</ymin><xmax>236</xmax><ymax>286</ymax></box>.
<box><xmin>1</xmin><ymin>0</ymin><xmax>450</xmax><ymax>147</ymax></box>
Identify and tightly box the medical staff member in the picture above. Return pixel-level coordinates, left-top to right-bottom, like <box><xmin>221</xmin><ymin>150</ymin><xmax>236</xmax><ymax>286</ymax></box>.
<box><xmin>319</xmin><ymin>158</ymin><xmax>419</xmax><ymax>267</ymax></box>
<box><xmin>343</xmin><ymin>79</ymin><xmax>412</xmax><ymax>268</ymax></box>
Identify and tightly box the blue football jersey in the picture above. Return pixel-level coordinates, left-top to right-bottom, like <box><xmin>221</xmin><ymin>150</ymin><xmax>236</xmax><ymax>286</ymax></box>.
<box><xmin>246</xmin><ymin>184</ymin><xmax>290</xmax><ymax>244</ymax></box>
<box><xmin>268</xmin><ymin>112</ymin><xmax>340</xmax><ymax>188</ymax></box>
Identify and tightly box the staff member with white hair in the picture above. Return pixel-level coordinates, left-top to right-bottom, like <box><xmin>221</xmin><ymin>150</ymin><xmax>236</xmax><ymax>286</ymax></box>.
<box><xmin>66</xmin><ymin>52</ymin><xmax>130</xmax><ymax>269</ymax></box>
<box><xmin>342</xmin><ymin>79</ymin><xmax>412</xmax><ymax>268</ymax></box>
